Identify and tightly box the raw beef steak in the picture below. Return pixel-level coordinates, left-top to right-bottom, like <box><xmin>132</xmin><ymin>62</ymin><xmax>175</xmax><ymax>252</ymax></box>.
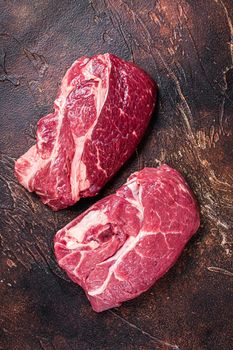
<box><xmin>15</xmin><ymin>53</ymin><xmax>156</xmax><ymax>210</ymax></box>
<box><xmin>54</xmin><ymin>165</ymin><xmax>200</xmax><ymax>312</ymax></box>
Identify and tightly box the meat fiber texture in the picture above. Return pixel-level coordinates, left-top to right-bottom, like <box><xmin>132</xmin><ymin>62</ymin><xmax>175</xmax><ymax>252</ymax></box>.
<box><xmin>54</xmin><ymin>165</ymin><xmax>200</xmax><ymax>312</ymax></box>
<box><xmin>15</xmin><ymin>53</ymin><xmax>156</xmax><ymax>210</ymax></box>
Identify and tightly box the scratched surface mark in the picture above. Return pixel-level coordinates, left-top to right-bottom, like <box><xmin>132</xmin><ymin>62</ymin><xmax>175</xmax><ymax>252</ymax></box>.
<box><xmin>0</xmin><ymin>1</ymin><xmax>233</xmax><ymax>350</ymax></box>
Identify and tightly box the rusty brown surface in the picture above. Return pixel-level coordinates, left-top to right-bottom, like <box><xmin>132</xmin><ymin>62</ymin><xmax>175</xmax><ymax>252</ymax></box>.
<box><xmin>0</xmin><ymin>1</ymin><xmax>233</xmax><ymax>349</ymax></box>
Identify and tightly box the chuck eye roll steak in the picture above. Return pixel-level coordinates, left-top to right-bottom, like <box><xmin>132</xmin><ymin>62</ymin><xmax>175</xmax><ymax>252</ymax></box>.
<box><xmin>15</xmin><ymin>53</ymin><xmax>156</xmax><ymax>210</ymax></box>
<box><xmin>54</xmin><ymin>165</ymin><xmax>200</xmax><ymax>312</ymax></box>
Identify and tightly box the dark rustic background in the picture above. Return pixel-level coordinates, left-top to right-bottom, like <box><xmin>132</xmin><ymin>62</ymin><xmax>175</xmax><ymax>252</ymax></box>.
<box><xmin>0</xmin><ymin>1</ymin><xmax>233</xmax><ymax>349</ymax></box>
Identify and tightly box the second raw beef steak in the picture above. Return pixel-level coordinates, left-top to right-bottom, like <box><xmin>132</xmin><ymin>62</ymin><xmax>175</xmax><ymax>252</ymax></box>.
<box><xmin>54</xmin><ymin>165</ymin><xmax>200</xmax><ymax>312</ymax></box>
<box><xmin>15</xmin><ymin>53</ymin><xmax>156</xmax><ymax>210</ymax></box>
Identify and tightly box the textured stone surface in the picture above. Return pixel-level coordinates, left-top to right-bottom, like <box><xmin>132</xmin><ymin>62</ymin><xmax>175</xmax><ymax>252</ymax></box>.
<box><xmin>0</xmin><ymin>1</ymin><xmax>232</xmax><ymax>349</ymax></box>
